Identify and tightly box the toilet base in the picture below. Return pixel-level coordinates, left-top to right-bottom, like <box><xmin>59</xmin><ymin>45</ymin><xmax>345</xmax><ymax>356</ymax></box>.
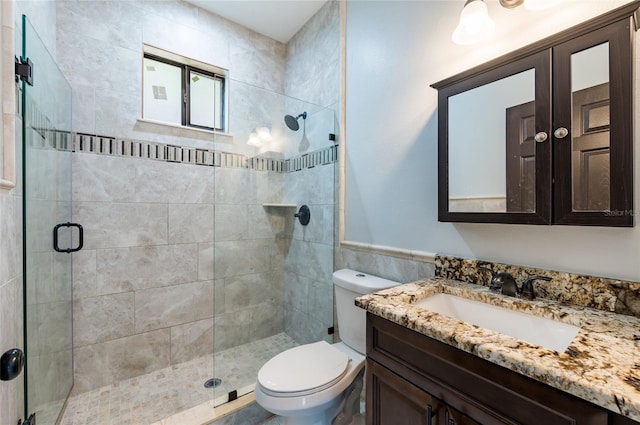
<box><xmin>278</xmin><ymin>369</ymin><xmax>364</xmax><ymax>425</ymax></box>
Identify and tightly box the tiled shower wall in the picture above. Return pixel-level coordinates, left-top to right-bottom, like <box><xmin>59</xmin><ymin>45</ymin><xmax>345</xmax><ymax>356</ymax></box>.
<box><xmin>55</xmin><ymin>0</ymin><xmax>286</xmax><ymax>154</ymax></box>
<box><xmin>55</xmin><ymin>0</ymin><xmax>341</xmax><ymax>393</ymax></box>
<box><xmin>282</xmin><ymin>0</ymin><xmax>340</xmax><ymax>344</ymax></box>
<box><xmin>71</xmin><ymin>153</ymin><xmax>288</xmax><ymax>392</ymax></box>
<box><xmin>54</xmin><ymin>0</ymin><xmax>289</xmax><ymax>393</ymax></box>
<box><xmin>283</xmin><ymin>164</ymin><xmax>336</xmax><ymax>344</ymax></box>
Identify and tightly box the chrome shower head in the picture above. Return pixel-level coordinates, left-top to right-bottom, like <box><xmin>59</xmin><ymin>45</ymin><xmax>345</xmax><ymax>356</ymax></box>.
<box><xmin>284</xmin><ymin>112</ymin><xmax>307</xmax><ymax>131</ymax></box>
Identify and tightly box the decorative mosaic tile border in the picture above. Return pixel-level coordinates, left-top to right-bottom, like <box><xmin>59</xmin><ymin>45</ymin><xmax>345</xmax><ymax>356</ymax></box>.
<box><xmin>26</xmin><ymin>123</ymin><xmax>338</xmax><ymax>173</ymax></box>
<box><xmin>72</xmin><ymin>133</ymin><xmax>338</xmax><ymax>173</ymax></box>
<box><xmin>434</xmin><ymin>255</ymin><xmax>640</xmax><ymax>317</ymax></box>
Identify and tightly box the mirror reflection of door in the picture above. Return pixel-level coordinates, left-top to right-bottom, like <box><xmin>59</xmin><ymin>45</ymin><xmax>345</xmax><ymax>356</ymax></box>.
<box><xmin>570</xmin><ymin>41</ymin><xmax>610</xmax><ymax>213</ymax></box>
<box><xmin>506</xmin><ymin>101</ymin><xmax>536</xmax><ymax>212</ymax></box>
<box><xmin>571</xmin><ymin>82</ymin><xmax>610</xmax><ymax>211</ymax></box>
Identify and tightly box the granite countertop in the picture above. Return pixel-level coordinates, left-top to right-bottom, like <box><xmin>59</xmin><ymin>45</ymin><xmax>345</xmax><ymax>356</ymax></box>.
<box><xmin>355</xmin><ymin>277</ymin><xmax>640</xmax><ymax>422</ymax></box>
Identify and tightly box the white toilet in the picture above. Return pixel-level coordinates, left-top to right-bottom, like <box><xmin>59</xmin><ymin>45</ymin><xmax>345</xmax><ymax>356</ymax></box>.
<box><xmin>254</xmin><ymin>269</ymin><xmax>399</xmax><ymax>425</ymax></box>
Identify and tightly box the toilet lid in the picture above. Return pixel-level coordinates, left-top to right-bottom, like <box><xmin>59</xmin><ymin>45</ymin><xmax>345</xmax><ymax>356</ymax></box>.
<box><xmin>258</xmin><ymin>341</ymin><xmax>350</xmax><ymax>395</ymax></box>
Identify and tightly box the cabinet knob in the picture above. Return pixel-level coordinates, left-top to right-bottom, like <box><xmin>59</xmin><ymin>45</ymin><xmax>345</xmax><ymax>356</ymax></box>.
<box><xmin>554</xmin><ymin>127</ymin><xmax>569</xmax><ymax>139</ymax></box>
<box><xmin>534</xmin><ymin>131</ymin><xmax>548</xmax><ymax>143</ymax></box>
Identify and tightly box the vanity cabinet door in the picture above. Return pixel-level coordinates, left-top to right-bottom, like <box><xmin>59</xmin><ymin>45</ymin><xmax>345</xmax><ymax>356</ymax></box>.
<box><xmin>552</xmin><ymin>18</ymin><xmax>633</xmax><ymax>226</ymax></box>
<box><xmin>367</xmin><ymin>359</ymin><xmax>442</xmax><ymax>425</ymax></box>
<box><xmin>442</xmin><ymin>406</ymin><xmax>482</xmax><ymax>425</ymax></box>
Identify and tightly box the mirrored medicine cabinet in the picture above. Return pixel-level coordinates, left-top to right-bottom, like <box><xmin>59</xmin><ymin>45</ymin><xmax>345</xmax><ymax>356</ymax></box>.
<box><xmin>432</xmin><ymin>2</ymin><xmax>639</xmax><ymax>227</ymax></box>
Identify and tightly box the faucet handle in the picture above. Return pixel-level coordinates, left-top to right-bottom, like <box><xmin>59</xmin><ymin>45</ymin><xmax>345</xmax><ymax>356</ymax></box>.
<box><xmin>477</xmin><ymin>266</ymin><xmax>500</xmax><ymax>292</ymax></box>
<box><xmin>520</xmin><ymin>275</ymin><xmax>552</xmax><ymax>300</ymax></box>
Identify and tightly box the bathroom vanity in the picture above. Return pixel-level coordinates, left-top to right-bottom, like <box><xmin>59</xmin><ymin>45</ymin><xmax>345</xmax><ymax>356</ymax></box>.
<box><xmin>365</xmin><ymin>314</ymin><xmax>636</xmax><ymax>425</ymax></box>
<box><xmin>356</xmin><ymin>265</ymin><xmax>640</xmax><ymax>425</ymax></box>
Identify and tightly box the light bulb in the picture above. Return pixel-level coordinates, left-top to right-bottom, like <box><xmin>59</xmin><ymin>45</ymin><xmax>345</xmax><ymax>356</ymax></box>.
<box><xmin>452</xmin><ymin>0</ymin><xmax>495</xmax><ymax>45</ymax></box>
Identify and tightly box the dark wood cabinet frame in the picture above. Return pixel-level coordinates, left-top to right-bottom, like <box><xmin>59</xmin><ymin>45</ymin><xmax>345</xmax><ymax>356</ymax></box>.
<box><xmin>552</xmin><ymin>20</ymin><xmax>634</xmax><ymax>226</ymax></box>
<box><xmin>432</xmin><ymin>2</ymin><xmax>639</xmax><ymax>227</ymax></box>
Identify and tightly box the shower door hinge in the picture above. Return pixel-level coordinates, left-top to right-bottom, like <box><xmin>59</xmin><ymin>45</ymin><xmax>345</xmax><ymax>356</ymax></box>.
<box><xmin>18</xmin><ymin>413</ymin><xmax>36</xmax><ymax>425</ymax></box>
<box><xmin>15</xmin><ymin>56</ymin><xmax>34</xmax><ymax>86</ymax></box>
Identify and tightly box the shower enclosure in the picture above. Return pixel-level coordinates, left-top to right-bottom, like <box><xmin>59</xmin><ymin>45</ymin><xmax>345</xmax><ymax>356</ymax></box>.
<box><xmin>19</xmin><ymin>12</ymin><xmax>338</xmax><ymax>422</ymax></box>
<box><xmin>20</xmin><ymin>14</ymin><xmax>75</xmax><ymax>425</ymax></box>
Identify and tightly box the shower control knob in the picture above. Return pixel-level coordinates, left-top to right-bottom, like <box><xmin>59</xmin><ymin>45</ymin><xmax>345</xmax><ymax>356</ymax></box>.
<box><xmin>294</xmin><ymin>205</ymin><xmax>311</xmax><ymax>226</ymax></box>
<box><xmin>534</xmin><ymin>132</ymin><xmax>548</xmax><ymax>143</ymax></box>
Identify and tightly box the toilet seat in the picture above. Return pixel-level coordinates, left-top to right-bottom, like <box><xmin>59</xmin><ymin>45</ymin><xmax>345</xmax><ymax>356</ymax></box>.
<box><xmin>257</xmin><ymin>341</ymin><xmax>351</xmax><ymax>397</ymax></box>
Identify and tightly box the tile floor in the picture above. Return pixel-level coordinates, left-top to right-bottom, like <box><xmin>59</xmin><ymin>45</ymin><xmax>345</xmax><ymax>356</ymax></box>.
<box><xmin>260</xmin><ymin>409</ymin><xmax>366</xmax><ymax>425</ymax></box>
<box><xmin>59</xmin><ymin>333</ymin><xmax>298</xmax><ymax>425</ymax></box>
<box><xmin>259</xmin><ymin>399</ymin><xmax>366</xmax><ymax>425</ymax></box>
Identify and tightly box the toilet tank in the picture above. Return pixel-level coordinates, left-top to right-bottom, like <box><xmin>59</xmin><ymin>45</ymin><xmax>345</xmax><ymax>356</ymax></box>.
<box><xmin>333</xmin><ymin>269</ymin><xmax>399</xmax><ymax>354</ymax></box>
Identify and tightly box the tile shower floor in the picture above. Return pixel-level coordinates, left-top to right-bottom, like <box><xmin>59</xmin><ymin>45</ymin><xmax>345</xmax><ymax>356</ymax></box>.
<box><xmin>60</xmin><ymin>333</ymin><xmax>298</xmax><ymax>425</ymax></box>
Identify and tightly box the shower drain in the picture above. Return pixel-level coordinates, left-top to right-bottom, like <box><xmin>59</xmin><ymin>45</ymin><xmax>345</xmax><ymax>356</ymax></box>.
<box><xmin>204</xmin><ymin>378</ymin><xmax>222</xmax><ymax>389</ymax></box>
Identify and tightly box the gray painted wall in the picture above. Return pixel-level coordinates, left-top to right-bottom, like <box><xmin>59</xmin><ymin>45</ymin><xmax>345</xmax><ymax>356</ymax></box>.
<box><xmin>343</xmin><ymin>0</ymin><xmax>640</xmax><ymax>282</ymax></box>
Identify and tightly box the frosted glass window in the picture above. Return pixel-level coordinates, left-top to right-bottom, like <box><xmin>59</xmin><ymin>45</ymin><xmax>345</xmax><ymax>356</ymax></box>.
<box><xmin>143</xmin><ymin>57</ymin><xmax>182</xmax><ymax>125</ymax></box>
<box><xmin>142</xmin><ymin>54</ymin><xmax>226</xmax><ymax>132</ymax></box>
<box><xmin>189</xmin><ymin>71</ymin><xmax>223</xmax><ymax>130</ymax></box>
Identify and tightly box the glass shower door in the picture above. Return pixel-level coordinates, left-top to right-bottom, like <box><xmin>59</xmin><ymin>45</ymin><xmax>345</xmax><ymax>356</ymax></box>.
<box><xmin>21</xmin><ymin>14</ymin><xmax>75</xmax><ymax>425</ymax></box>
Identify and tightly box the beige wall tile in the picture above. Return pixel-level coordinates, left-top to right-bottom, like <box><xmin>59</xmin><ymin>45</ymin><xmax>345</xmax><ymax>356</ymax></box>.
<box><xmin>214</xmin><ymin>204</ymin><xmax>248</xmax><ymax>241</ymax></box>
<box><xmin>73</xmin><ymin>293</ymin><xmax>135</xmax><ymax>347</ymax></box>
<box><xmin>170</xmin><ymin>318</ymin><xmax>214</xmax><ymax>364</ymax></box>
<box><xmin>214</xmin><ymin>240</ymin><xmax>274</xmax><ymax>278</ymax></box>
<box><xmin>135</xmin><ymin>281</ymin><xmax>214</xmax><ymax>333</ymax></box>
<box><xmin>198</xmin><ymin>242</ymin><xmax>215</xmax><ymax>281</ymax></box>
<box><xmin>73</xmin><ymin>202</ymin><xmax>168</xmax><ymax>249</ymax></box>
<box><xmin>72</xmin><ymin>249</ymin><xmax>97</xmax><ymax>299</ymax></box>
<box><xmin>96</xmin><ymin>244</ymin><xmax>198</xmax><ymax>295</ymax></box>
<box><xmin>72</xmin><ymin>154</ymin><xmax>136</xmax><ymax>202</ymax></box>
<box><xmin>73</xmin><ymin>329</ymin><xmax>171</xmax><ymax>392</ymax></box>
<box><xmin>135</xmin><ymin>160</ymin><xmax>214</xmax><ymax>204</ymax></box>
<box><xmin>168</xmin><ymin>203</ymin><xmax>214</xmax><ymax>244</ymax></box>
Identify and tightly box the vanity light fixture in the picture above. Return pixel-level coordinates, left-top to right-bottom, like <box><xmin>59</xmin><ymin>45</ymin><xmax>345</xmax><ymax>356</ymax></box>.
<box><xmin>452</xmin><ymin>0</ymin><xmax>495</xmax><ymax>45</ymax></box>
<box><xmin>453</xmin><ymin>0</ymin><xmax>561</xmax><ymax>45</ymax></box>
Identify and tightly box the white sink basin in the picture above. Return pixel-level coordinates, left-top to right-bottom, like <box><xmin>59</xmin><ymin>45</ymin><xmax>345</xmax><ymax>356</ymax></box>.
<box><xmin>413</xmin><ymin>293</ymin><xmax>579</xmax><ymax>352</ymax></box>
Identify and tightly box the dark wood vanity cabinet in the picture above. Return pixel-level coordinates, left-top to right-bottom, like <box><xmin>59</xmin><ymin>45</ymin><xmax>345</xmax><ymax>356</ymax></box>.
<box><xmin>368</xmin><ymin>359</ymin><xmax>485</xmax><ymax>425</ymax></box>
<box><xmin>365</xmin><ymin>313</ymin><xmax>638</xmax><ymax>425</ymax></box>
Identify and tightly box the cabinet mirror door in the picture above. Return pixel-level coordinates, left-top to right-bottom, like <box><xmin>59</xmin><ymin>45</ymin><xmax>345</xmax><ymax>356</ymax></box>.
<box><xmin>553</xmin><ymin>19</ymin><xmax>633</xmax><ymax>226</ymax></box>
<box><xmin>438</xmin><ymin>50</ymin><xmax>552</xmax><ymax>224</ymax></box>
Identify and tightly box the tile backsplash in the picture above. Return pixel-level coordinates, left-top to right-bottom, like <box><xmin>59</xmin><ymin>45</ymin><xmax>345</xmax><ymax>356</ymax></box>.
<box><xmin>435</xmin><ymin>255</ymin><xmax>640</xmax><ymax>317</ymax></box>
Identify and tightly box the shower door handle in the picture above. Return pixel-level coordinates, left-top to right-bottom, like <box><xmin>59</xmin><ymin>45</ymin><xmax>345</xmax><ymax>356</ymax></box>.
<box><xmin>53</xmin><ymin>222</ymin><xmax>84</xmax><ymax>253</ymax></box>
